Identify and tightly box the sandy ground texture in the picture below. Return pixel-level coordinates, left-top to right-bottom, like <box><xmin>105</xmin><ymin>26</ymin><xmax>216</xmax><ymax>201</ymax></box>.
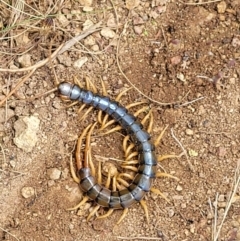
<box><xmin>0</xmin><ymin>0</ymin><xmax>240</xmax><ymax>240</ymax></box>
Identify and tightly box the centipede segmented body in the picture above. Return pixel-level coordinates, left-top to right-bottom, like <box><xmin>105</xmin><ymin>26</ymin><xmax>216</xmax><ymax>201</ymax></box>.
<box><xmin>58</xmin><ymin>82</ymin><xmax>157</xmax><ymax>210</ymax></box>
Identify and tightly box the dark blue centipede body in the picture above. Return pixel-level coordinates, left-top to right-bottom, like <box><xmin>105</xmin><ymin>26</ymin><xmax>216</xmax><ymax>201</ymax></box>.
<box><xmin>58</xmin><ymin>82</ymin><xmax>157</xmax><ymax>209</ymax></box>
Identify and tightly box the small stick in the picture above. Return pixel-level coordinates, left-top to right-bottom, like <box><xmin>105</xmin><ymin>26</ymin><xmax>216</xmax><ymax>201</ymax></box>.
<box><xmin>116</xmin><ymin>236</ymin><xmax>164</xmax><ymax>240</ymax></box>
<box><xmin>170</xmin><ymin>128</ymin><xmax>194</xmax><ymax>172</ymax></box>
<box><xmin>0</xmin><ymin>69</ymin><xmax>36</xmax><ymax>107</ymax></box>
<box><xmin>0</xmin><ymin>44</ymin><xmax>63</xmax><ymax>72</ymax></box>
<box><xmin>0</xmin><ymin>227</ymin><xmax>19</xmax><ymax>241</ymax></box>
<box><xmin>0</xmin><ymin>143</ymin><xmax>6</xmax><ymax>168</ymax></box>
<box><xmin>179</xmin><ymin>0</ymin><xmax>221</xmax><ymax>5</ymax></box>
<box><xmin>58</xmin><ymin>21</ymin><xmax>102</xmax><ymax>55</ymax></box>
<box><xmin>176</xmin><ymin>96</ymin><xmax>205</xmax><ymax>107</ymax></box>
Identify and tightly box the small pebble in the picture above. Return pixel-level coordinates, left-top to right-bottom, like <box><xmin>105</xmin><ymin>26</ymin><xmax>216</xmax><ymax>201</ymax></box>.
<box><xmin>218</xmin><ymin>202</ymin><xmax>226</xmax><ymax>208</ymax></box>
<box><xmin>48</xmin><ymin>180</ymin><xmax>55</xmax><ymax>187</ymax></box>
<box><xmin>217</xmin><ymin>1</ymin><xmax>227</xmax><ymax>14</ymax></box>
<box><xmin>73</xmin><ymin>57</ymin><xmax>88</xmax><ymax>69</ymax></box>
<box><xmin>9</xmin><ymin>160</ymin><xmax>16</xmax><ymax>168</ymax></box>
<box><xmin>171</xmin><ymin>55</ymin><xmax>181</xmax><ymax>65</ymax></box>
<box><xmin>13</xmin><ymin>116</ymin><xmax>40</xmax><ymax>153</ymax></box>
<box><xmin>218</xmin><ymin>194</ymin><xmax>225</xmax><ymax>202</ymax></box>
<box><xmin>79</xmin><ymin>0</ymin><xmax>92</xmax><ymax>6</ymax></box>
<box><xmin>18</xmin><ymin>54</ymin><xmax>31</xmax><ymax>67</ymax></box>
<box><xmin>91</xmin><ymin>44</ymin><xmax>99</xmax><ymax>52</ymax></box>
<box><xmin>134</xmin><ymin>25</ymin><xmax>144</xmax><ymax>35</ymax></box>
<box><xmin>176</xmin><ymin>185</ymin><xmax>183</xmax><ymax>191</ymax></box>
<box><xmin>186</xmin><ymin>129</ymin><xmax>194</xmax><ymax>135</ymax></box>
<box><xmin>168</xmin><ymin>209</ymin><xmax>175</xmax><ymax>217</ymax></box>
<box><xmin>47</xmin><ymin>168</ymin><xmax>61</xmax><ymax>180</ymax></box>
<box><xmin>100</xmin><ymin>28</ymin><xmax>116</xmax><ymax>38</ymax></box>
<box><xmin>21</xmin><ymin>187</ymin><xmax>35</xmax><ymax>198</ymax></box>
<box><xmin>83</xmin><ymin>6</ymin><xmax>93</xmax><ymax>12</ymax></box>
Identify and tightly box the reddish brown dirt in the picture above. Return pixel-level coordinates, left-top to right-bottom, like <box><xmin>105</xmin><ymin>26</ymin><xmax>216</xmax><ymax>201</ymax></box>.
<box><xmin>0</xmin><ymin>1</ymin><xmax>240</xmax><ymax>240</ymax></box>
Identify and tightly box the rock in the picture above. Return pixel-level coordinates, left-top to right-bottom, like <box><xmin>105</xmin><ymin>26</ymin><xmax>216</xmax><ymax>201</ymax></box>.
<box><xmin>171</xmin><ymin>55</ymin><xmax>182</xmax><ymax>65</ymax></box>
<box><xmin>79</xmin><ymin>0</ymin><xmax>92</xmax><ymax>7</ymax></box>
<box><xmin>83</xmin><ymin>6</ymin><xmax>93</xmax><ymax>12</ymax></box>
<box><xmin>18</xmin><ymin>54</ymin><xmax>31</xmax><ymax>67</ymax></box>
<box><xmin>21</xmin><ymin>187</ymin><xmax>35</xmax><ymax>198</ymax></box>
<box><xmin>57</xmin><ymin>14</ymin><xmax>70</xmax><ymax>27</ymax></box>
<box><xmin>218</xmin><ymin>194</ymin><xmax>225</xmax><ymax>202</ymax></box>
<box><xmin>100</xmin><ymin>28</ymin><xmax>116</xmax><ymax>39</ymax></box>
<box><xmin>232</xmin><ymin>37</ymin><xmax>240</xmax><ymax>47</ymax></box>
<box><xmin>83</xmin><ymin>35</ymin><xmax>95</xmax><ymax>46</ymax></box>
<box><xmin>0</xmin><ymin>108</ymin><xmax>15</xmax><ymax>123</ymax></box>
<box><xmin>57</xmin><ymin>54</ymin><xmax>72</xmax><ymax>67</ymax></box>
<box><xmin>73</xmin><ymin>57</ymin><xmax>88</xmax><ymax>69</ymax></box>
<box><xmin>82</xmin><ymin>19</ymin><xmax>94</xmax><ymax>31</ymax></box>
<box><xmin>13</xmin><ymin>116</ymin><xmax>40</xmax><ymax>152</ymax></box>
<box><xmin>47</xmin><ymin>168</ymin><xmax>61</xmax><ymax>180</ymax></box>
<box><xmin>176</xmin><ymin>185</ymin><xmax>183</xmax><ymax>191</ymax></box>
<box><xmin>186</xmin><ymin>129</ymin><xmax>194</xmax><ymax>135</ymax></box>
<box><xmin>177</xmin><ymin>73</ymin><xmax>185</xmax><ymax>82</ymax></box>
<box><xmin>126</xmin><ymin>0</ymin><xmax>140</xmax><ymax>10</ymax></box>
<box><xmin>134</xmin><ymin>26</ymin><xmax>144</xmax><ymax>35</ymax></box>
<box><xmin>217</xmin><ymin>1</ymin><xmax>227</xmax><ymax>14</ymax></box>
<box><xmin>91</xmin><ymin>44</ymin><xmax>99</xmax><ymax>52</ymax></box>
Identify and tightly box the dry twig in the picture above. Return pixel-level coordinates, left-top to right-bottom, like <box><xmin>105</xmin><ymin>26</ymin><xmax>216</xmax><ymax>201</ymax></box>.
<box><xmin>0</xmin><ymin>226</ymin><xmax>19</xmax><ymax>241</ymax></box>
<box><xmin>179</xmin><ymin>0</ymin><xmax>221</xmax><ymax>5</ymax></box>
<box><xmin>212</xmin><ymin>162</ymin><xmax>240</xmax><ymax>241</ymax></box>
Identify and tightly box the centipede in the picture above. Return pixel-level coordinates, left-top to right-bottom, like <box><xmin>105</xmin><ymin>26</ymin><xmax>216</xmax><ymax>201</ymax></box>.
<box><xmin>58</xmin><ymin>81</ymin><xmax>179</xmax><ymax>224</ymax></box>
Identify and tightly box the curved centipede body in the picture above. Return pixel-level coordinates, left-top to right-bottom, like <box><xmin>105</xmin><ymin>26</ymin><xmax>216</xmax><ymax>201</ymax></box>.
<box><xmin>58</xmin><ymin>81</ymin><xmax>179</xmax><ymax>224</ymax></box>
<box><xmin>59</xmin><ymin>81</ymin><xmax>156</xmax><ymax>202</ymax></box>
